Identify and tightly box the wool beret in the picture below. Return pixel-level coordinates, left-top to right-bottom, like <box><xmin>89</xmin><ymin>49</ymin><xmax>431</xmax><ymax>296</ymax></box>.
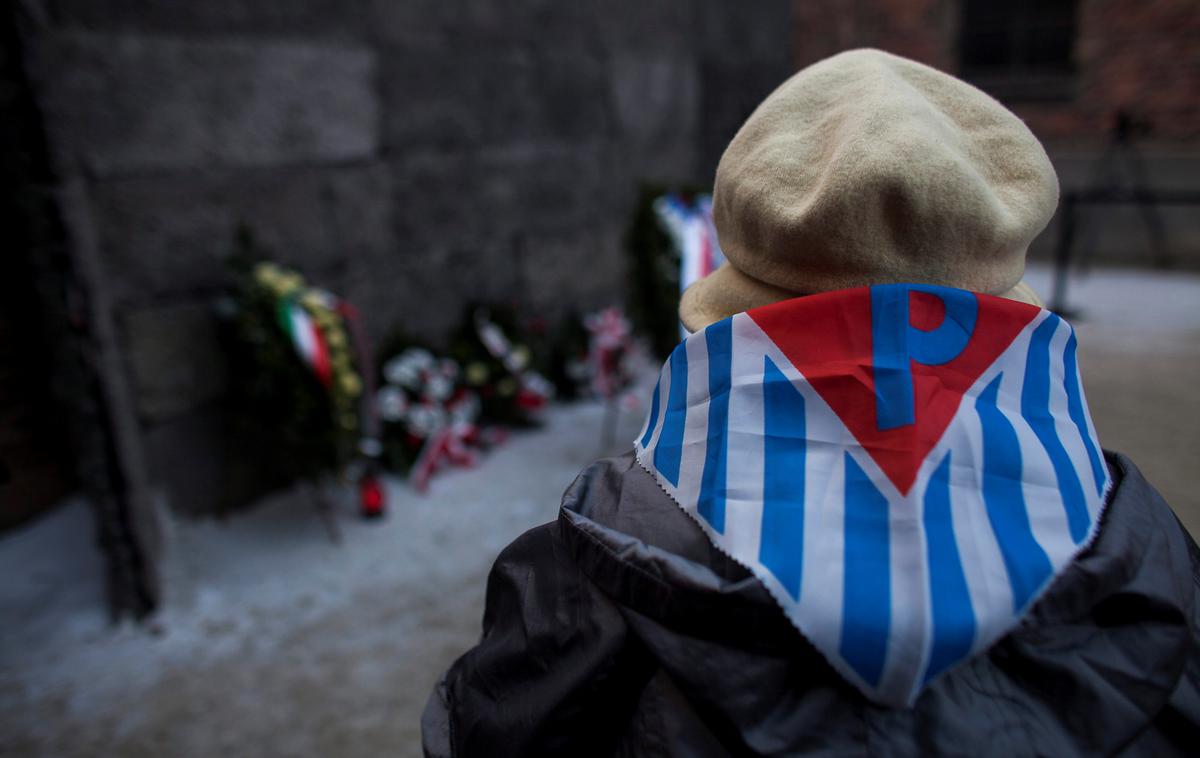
<box><xmin>681</xmin><ymin>49</ymin><xmax>1057</xmax><ymax>330</ymax></box>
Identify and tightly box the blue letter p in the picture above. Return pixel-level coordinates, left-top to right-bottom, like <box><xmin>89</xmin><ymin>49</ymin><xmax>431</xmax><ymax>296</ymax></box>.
<box><xmin>870</xmin><ymin>285</ymin><xmax>978</xmax><ymax>431</ymax></box>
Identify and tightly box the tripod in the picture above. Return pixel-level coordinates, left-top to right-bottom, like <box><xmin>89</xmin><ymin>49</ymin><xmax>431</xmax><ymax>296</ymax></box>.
<box><xmin>1050</xmin><ymin>111</ymin><xmax>1189</xmax><ymax>314</ymax></box>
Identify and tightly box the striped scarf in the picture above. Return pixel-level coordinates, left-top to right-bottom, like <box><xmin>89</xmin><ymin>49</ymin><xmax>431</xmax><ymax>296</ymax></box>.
<box><xmin>635</xmin><ymin>284</ymin><xmax>1110</xmax><ymax>706</ymax></box>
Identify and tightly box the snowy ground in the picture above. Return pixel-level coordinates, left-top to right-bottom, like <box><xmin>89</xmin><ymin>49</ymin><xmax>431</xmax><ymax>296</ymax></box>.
<box><xmin>1</xmin><ymin>264</ymin><xmax>1197</xmax><ymax>758</ymax></box>
<box><xmin>1</xmin><ymin>397</ymin><xmax>647</xmax><ymax>758</ymax></box>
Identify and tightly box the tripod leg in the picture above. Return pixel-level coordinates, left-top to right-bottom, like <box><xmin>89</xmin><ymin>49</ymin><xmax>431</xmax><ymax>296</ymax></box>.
<box><xmin>1050</xmin><ymin>194</ymin><xmax>1077</xmax><ymax>316</ymax></box>
<box><xmin>1077</xmin><ymin>145</ymin><xmax>1118</xmax><ymax>275</ymax></box>
<box><xmin>1125</xmin><ymin>146</ymin><xmax>1173</xmax><ymax>267</ymax></box>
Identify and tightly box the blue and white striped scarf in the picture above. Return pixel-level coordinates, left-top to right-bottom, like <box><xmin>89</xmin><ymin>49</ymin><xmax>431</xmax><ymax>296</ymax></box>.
<box><xmin>635</xmin><ymin>284</ymin><xmax>1110</xmax><ymax>706</ymax></box>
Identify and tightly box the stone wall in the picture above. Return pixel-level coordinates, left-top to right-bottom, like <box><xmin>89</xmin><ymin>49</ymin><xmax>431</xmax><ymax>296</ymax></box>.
<box><xmin>19</xmin><ymin>0</ymin><xmax>793</xmax><ymax>515</ymax></box>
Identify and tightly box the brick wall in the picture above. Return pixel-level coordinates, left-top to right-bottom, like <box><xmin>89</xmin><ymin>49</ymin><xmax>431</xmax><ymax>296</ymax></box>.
<box><xmin>789</xmin><ymin>0</ymin><xmax>1200</xmax><ymax>267</ymax></box>
<box><xmin>792</xmin><ymin>0</ymin><xmax>956</xmax><ymax>72</ymax></box>
<box><xmin>792</xmin><ymin>0</ymin><xmax>1200</xmax><ymax>141</ymax></box>
<box><xmin>1018</xmin><ymin>0</ymin><xmax>1200</xmax><ymax>140</ymax></box>
<box><xmin>19</xmin><ymin>0</ymin><xmax>793</xmax><ymax>515</ymax></box>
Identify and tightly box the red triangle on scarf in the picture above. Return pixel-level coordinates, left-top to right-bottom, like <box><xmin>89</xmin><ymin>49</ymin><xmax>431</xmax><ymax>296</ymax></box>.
<box><xmin>749</xmin><ymin>287</ymin><xmax>1038</xmax><ymax>495</ymax></box>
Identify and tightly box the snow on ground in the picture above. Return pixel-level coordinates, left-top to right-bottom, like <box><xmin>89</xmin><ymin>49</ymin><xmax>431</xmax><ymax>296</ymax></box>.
<box><xmin>1025</xmin><ymin>262</ymin><xmax>1200</xmax><ymax>351</ymax></box>
<box><xmin>1</xmin><ymin>264</ymin><xmax>1197</xmax><ymax>758</ymax></box>
<box><xmin>1</xmin><ymin>395</ymin><xmax>647</xmax><ymax>758</ymax></box>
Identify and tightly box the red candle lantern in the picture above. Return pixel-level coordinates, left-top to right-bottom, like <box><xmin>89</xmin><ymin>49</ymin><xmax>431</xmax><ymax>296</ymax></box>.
<box><xmin>359</xmin><ymin>471</ymin><xmax>386</xmax><ymax>518</ymax></box>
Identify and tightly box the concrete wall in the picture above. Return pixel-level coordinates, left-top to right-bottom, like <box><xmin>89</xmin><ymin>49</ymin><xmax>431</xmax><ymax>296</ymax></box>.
<box><xmin>19</xmin><ymin>0</ymin><xmax>793</xmax><ymax>515</ymax></box>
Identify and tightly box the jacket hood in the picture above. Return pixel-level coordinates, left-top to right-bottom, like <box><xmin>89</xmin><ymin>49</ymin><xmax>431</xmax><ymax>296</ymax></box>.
<box><xmin>559</xmin><ymin>450</ymin><xmax>1197</xmax><ymax>754</ymax></box>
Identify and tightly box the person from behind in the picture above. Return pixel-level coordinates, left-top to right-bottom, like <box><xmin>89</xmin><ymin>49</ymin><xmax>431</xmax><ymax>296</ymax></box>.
<box><xmin>423</xmin><ymin>49</ymin><xmax>1200</xmax><ymax>756</ymax></box>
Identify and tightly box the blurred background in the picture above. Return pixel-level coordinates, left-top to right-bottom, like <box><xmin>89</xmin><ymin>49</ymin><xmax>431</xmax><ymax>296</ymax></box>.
<box><xmin>1</xmin><ymin>1</ymin><xmax>1197</xmax><ymax>756</ymax></box>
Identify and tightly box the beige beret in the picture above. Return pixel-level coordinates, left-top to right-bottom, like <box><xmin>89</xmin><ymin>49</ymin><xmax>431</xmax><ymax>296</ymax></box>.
<box><xmin>681</xmin><ymin>48</ymin><xmax>1056</xmax><ymax>331</ymax></box>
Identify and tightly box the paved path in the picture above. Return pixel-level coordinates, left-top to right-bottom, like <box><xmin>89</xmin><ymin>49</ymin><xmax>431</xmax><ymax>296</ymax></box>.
<box><xmin>1</xmin><ymin>398</ymin><xmax>646</xmax><ymax>758</ymax></box>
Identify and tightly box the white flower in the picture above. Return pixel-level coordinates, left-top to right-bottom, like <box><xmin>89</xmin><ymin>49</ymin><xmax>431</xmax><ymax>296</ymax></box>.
<box><xmin>448</xmin><ymin>392</ymin><xmax>481</xmax><ymax>426</ymax></box>
<box><xmin>478</xmin><ymin>322</ymin><xmax>510</xmax><ymax>358</ymax></box>
<box><xmin>376</xmin><ymin>386</ymin><xmax>409</xmax><ymax>422</ymax></box>
<box><xmin>405</xmin><ymin>347</ymin><xmax>435</xmax><ymax>370</ymax></box>
<box><xmin>520</xmin><ymin>371</ymin><xmax>555</xmax><ymax>399</ymax></box>
<box><xmin>425</xmin><ymin>373</ymin><xmax>454</xmax><ymax>402</ymax></box>
<box><xmin>586</xmin><ymin>307</ymin><xmax>632</xmax><ymax>350</ymax></box>
<box><xmin>406</xmin><ymin>402</ymin><xmax>447</xmax><ymax>438</ymax></box>
<box><xmin>382</xmin><ymin>357</ymin><xmax>409</xmax><ymax>386</ymax></box>
<box><xmin>383</xmin><ymin>347</ymin><xmax>435</xmax><ymax>388</ymax></box>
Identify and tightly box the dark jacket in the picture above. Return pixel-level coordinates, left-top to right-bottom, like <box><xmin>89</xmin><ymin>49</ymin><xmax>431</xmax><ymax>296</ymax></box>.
<box><xmin>422</xmin><ymin>451</ymin><xmax>1200</xmax><ymax>756</ymax></box>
